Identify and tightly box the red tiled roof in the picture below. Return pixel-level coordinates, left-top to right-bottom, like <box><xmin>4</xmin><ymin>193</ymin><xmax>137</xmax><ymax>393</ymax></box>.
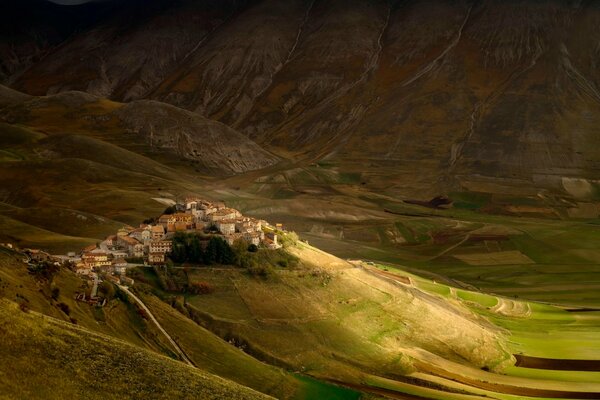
<box><xmin>119</xmin><ymin>236</ymin><xmax>140</xmax><ymax>245</ymax></box>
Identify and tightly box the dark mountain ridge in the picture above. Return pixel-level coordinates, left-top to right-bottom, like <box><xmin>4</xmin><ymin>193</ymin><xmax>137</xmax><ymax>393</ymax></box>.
<box><xmin>4</xmin><ymin>0</ymin><xmax>600</xmax><ymax>206</ymax></box>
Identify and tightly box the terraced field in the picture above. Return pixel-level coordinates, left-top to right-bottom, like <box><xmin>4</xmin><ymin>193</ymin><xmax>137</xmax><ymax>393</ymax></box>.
<box><xmin>365</xmin><ymin>262</ymin><xmax>600</xmax><ymax>399</ymax></box>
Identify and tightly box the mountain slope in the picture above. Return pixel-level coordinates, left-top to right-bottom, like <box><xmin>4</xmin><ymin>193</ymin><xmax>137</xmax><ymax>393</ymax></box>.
<box><xmin>11</xmin><ymin>0</ymin><xmax>250</xmax><ymax>99</ymax></box>
<box><xmin>12</xmin><ymin>0</ymin><xmax>600</xmax><ymax>200</ymax></box>
<box><xmin>115</xmin><ymin>100</ymin><xmax>280</xmax><ymax>173</ymax></box>
<box><xmin>0</xmin><ymin>89</ymin><xmax>279</xmax><ymax>175</ymax></box>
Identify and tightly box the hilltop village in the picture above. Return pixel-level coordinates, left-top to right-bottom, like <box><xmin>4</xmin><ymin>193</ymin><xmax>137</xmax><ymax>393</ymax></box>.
<box><xmin>65</xmin><ymin>198</ymin><xmax>283</xmax><ymax>283</ymax></box>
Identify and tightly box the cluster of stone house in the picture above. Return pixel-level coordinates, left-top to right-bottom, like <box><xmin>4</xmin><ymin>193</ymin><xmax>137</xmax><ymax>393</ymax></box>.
<box><xmin>186</xmin><ymin>198</ymin><xmax>281</xmax><ymax>249</ymax></box>
<box><xmin>74</xmin><ymin>198</ymin><xmax>281</xmax><ymax>273</ymax></box>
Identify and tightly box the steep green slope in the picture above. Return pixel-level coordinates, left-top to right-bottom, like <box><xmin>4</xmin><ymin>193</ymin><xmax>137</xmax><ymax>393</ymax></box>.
<box><xmin>0</xmin><ymin>299</ymin><xmax>273</xmax><ymax>400</ymax></box>
<box><xmin>0</xmin><ymin>247</ymin><xmax>360</xmax><ymax>399</ymax></box>
<box><xmin>0</xmin><ymin>248</ymin><xmax>175</xmax><ymax>353</ymax></box>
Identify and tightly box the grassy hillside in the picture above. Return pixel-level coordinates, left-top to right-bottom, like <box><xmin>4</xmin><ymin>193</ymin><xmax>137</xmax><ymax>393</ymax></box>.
<box><xmin>128</xmin><ymin>241</ymin><xmax>600</xmax><ymax>399</ymax></box>
<box><xmin>0</xmin><ymin>248</ymin><xmax>176</xmax><ymax>353</ymax></box>
<box><xmin>0</xmin><ymin>299</ymin><xmax>273</xmax><ymax>400</ymax></box>
<box><xmin>0</xmin><ymin>246</ymin><xmax>361</xmax><ymax>399</ymax></box>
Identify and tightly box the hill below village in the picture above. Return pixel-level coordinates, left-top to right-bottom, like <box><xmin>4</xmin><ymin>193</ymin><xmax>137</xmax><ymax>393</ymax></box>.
<box><xmin>1</xmin><ymin>232</ymin><xmax>600</xmax><ymax>400</ymax></box>
<box><xmin>0</xmin><ymin>298</ymin><xmax>273</xmax><ymax>400</ymax></box>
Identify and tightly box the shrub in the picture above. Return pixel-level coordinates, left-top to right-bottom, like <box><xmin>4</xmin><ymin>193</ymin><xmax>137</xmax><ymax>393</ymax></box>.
<box><xmin>248</xmin><ymin>244</ymin><xmax>258</xmax><ymax>252</ymax></box>
<box><xmin>99</xmin><ymin>281</ymin><xmax>115</xmax><ymax>299</ymax></box>
<box><xmin>248</xmin><ymin>264</ymin><xmax>273</xmax><ymax>278</ymax></box>
<box><xmin>57</xmin><ymin>302</ymin><xmax>70</xmax><ymax>315</ymax></box>
<box><xmin>279</xmin><ymin>232</ymin><xmax>299</xmax><ymax>248</ymax></box>
<box><xmin>115</xmin><ymin>287</ymin><xmax>130</xmax><ymax>304</ymax></box>
<box><xmin>136</xmin><ymin>305</ymin><xmax>149</xmax><ymax>320</ymax></box>
<box><xmin>51</xmin><ymin>287</ymin><xmax>60</xmax><ymax>300</ymax></box>
<box><xmin>188</xmin><ymin>281</ymin><xmax>214</xmax><ymax>295</ymax></box>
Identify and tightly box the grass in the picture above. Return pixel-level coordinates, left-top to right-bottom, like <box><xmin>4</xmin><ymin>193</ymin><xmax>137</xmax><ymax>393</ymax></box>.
<box><xmin>138</xmin><ymin>293</ymin><xmax>361</xmax><ymax>400</ymax></box>
<box><xmin>0</xmin><ymin>249</ymin><xmax>174</xmax><ymax>352</ymax></box>
<box><xmin>4</xmin><ymin>90</ymin><xmax>600</xmax><ymax>311</ymax></box>
<box><xmin>293</xmin><ymin>375</ymin><xmax>361</xmax><ymax>400</ymax></box>
<box><xmin>371</xmin><ymin>261</ymin><xmax>600</xmax><ymax>396</ymax></box>
<box><xmin>0</xmin><ymin>122</ymin><xmax>45</xmax><ymax>146</ymax></box>
<box><xmin>0</xmin><ymin>214</ymin><xmax>96</xmax><ymax>254</ymax></box>
<box><xmin>0</xmin><ymin>299</ymin><xmax>272</xmax><ymax>400</ymax></box>
<box><xmin>131</xmin><ymin>244</ymin><xmax>531</xmax><ymax>399</ymax></box>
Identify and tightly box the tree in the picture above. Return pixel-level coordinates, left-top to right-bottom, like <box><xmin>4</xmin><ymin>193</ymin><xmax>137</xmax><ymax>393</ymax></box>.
<box><xmin>280</xmin><ymin>232</ymin><xmax>299</xmax><ymax>248</ymax></box>
<box><xmin>217</xmin><ymin>238</ymin><xmax>234</xmax><ymax>264</ymax></box>
<box><xmin>204</xmin><ymin>237</ymin><xmax>218</xmax><ymax>265</ymax></box>
<box><xmin>163</xmin><ymin>205</ymin><xmax>177</xmax><ymax>215</ymax></box>
<box><xmin>188</xmin><ymin>236</ymin><xmax>203</xmax><ymax>263</ymax></box>
<box><xmin>28</xmin><ymin>261</ymin><xmax>60</xmax><ymax>283</ymax></box>
<box><xmin>171</xmin><ymin>243</ymin><xmax>187</xmax><ymax>264</ymax></box>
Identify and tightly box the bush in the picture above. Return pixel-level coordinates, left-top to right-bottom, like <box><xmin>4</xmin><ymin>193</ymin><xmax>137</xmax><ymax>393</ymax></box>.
<box><xmin>248</xmin><ymin>264</ymin><xmax>273</xmax><ymax>278</ymax></box>
<box><xmin>99</xmin><ymin>281</ymin><xmax>115</xmax><ymax>299</ymax></box>
<box><xmin>51</xmin><ymin>287</ymin><xmax>60</xmax><ymax>300</ymax></box>
<box><xmin>248</xmin><ymin>244</ymin><xmax>258</xmax><ymax>252</ymax></box>
<box><xmin>188</xmin><ymin>281</ymin><xmax>214</xmax><ymax>295</ymax></box>
<box><xmin>57</xmin><ymin>302</ymin><xmax>70</xmax><ymax>315</ymax></box>
<box><xmin>115</xmin><ymin>287</ymin><xmax>130</xmax><ymax>304</ymax></box>
<box><xmin>136</xmin><ymin>305</ymin><xmax>149</xmax><ymax>320</ymax></box>
<box><xmin>279</xmin><ymin>231</ymin><xmax>299</xmax><ymax>248</ymax></box>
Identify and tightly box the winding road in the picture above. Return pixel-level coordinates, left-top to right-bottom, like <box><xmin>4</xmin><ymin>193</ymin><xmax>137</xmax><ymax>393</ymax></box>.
<box><xmin>117</xmin><ymin>284</ymin><xmax>195</xmax><ymax>367</ymax></box>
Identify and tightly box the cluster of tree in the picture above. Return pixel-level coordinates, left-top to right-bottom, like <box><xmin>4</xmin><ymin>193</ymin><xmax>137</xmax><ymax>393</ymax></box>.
<box><xmin>230</xmin><ymin>239</ymin><xmax>299</xmax><ymax>278</ymax></box>
<box><xmin>279</xmin><ymin>231</ymin><xmax>299</xmax><ymax>248</ymax></box>
<box><xmin>171</xmin><ymin>233</ymin><xmax>234</xmax><ymax>265</ymax></box>
<box><xmin>153</xmin><ymin>265</ymin><xmax>189</xmax><ymax>292</ymax></box>
<box><xmin>152</xmin><ymin>265</ymin><xmax>215</xmax><ymax>295</ymax></box>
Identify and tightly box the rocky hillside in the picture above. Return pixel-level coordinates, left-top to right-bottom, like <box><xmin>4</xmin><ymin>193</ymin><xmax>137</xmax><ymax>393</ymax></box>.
<box><xmin>0</xmin><ymin>89</ymin><xmax>278</xmax><ymax>175</ymax></box>
<box><xmin>5</xmin><ymin>0</ymin><xmax>600</xmax><ymax>199</ymax></box>
<box><xmin>114</xmin><ymin>100</ymin><xmax>279</xmax><ymax>173</ymax></box>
